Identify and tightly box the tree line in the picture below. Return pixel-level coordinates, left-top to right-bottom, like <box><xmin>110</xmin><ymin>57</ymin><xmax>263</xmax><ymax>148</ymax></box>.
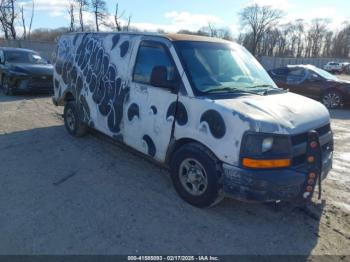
<box><xmin>0</xmin><ymin>0</ymin><xmax>132</xmax><ymax>41</ymax></box>
<box><xmin>237</xmin><ymin>4</ymin><xmax>350</xmax><ymax>58</ymax></box>
<box><xmin>0</xmin><ymin>1</ymin><xmax>349</xmax><ymax>58</ymax></box>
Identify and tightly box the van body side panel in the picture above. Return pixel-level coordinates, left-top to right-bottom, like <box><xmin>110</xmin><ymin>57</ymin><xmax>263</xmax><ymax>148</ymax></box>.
<box><xmin>53</xmin><ymin>33</ymin><xmax>137</xmax><ymax>140</ymax></box>
<box><xmin>173</xmin><ymin>95</ymin><xmax>252</xmax><ymax>166</ymax></box>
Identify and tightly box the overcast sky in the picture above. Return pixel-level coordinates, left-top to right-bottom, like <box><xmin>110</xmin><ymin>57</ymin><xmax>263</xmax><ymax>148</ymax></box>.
<box><xmin>18</xmin><ymin>0</ymin><xmax>350</xmax><ymax>35</ymax></box>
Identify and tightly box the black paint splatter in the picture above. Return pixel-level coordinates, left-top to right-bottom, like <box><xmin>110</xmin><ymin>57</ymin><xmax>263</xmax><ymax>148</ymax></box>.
<box><xmin>111</xmin><ymin>35</ymin><xmax>120</xmax><ymax>50</ymax></box>
<box><xmin>150</xmin><ymin>105</ymin><xmax>157</xmax><ymax>115</ymax></box>
<box><xmin>200</xmin><ymin>110</ymin><xmax>226</xmax><ymax>139</ymax></box>
<box><xmin>143</xmin><ymin>135</ymin><xmax>156</xmax><ymax>157</ymax></box>
<box><xmin>166</xmin><ymin>102</ymin><xmax>188</xmax><ymax>126</ymax></box>
<box><xmin>120</xmin><ymin>41</ymin><xmax>130</xmax><ymax>57</ymax></box>
<box><xmin>128</xmin><ymin>103</ymin><xmax>140</xmax><ymax>121</ymax></box>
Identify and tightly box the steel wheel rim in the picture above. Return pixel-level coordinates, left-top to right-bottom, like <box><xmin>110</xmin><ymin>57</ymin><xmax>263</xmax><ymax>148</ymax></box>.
<box><xmin>323</xmin><ymin>93</ymin><xmax>341</xmax><ymax>109</ymax></box>
<box><xmin>66</xmin><ymin>109</ymin><xmax>76</xmax><ymax>131</ymax></box>
<box><xmin>179</xmin><ymin>158</ymin><xmax>208</xmax><ymax>196</ymax></box>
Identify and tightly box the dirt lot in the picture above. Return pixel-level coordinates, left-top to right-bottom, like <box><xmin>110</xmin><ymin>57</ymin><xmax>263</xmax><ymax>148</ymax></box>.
<box><xmin>0</xmin><ymin>77</ymin><xmax>350</xmax><ymax>255</ymax></box>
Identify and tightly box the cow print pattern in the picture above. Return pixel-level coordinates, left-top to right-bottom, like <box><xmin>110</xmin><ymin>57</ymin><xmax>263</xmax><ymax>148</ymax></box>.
<box><xmin>55</xmin><ymin>34</ymin><xmax>131</xmax><ymax>134</ymax></box>
<box><xmin>128</xmin><ymin>103</ymin><xmax>140</xmax><ymax>121</ymax></box>
<box><xmin>166</xmin><ymin>101</ymin><xmax>188</xmax><ymax>126</ymax></box>
<box><xmin>200</xmin><ymin>110</ymin><xmax>226</xmax><ymax>139</ymax></box>
<box><xmin>143</xmin><ymin>135</ymin><xmax>156</xmax><ymax>157</ymax></box>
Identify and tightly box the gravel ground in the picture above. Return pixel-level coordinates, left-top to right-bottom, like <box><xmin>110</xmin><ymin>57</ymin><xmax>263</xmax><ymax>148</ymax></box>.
<box><xmin>0</xmin><ymin>77</ymin><xmax>349</xmax><ymax>255</ymax></box>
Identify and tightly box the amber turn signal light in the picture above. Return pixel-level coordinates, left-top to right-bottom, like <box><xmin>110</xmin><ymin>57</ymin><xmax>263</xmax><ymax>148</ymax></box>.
<box><xmin>242</xmin><ymin>158</ymin><xmax>291</xmax><ymax>169</ymax></box>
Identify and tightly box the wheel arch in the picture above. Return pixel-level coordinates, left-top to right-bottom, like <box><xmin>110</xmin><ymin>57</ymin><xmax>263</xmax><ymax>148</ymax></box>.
<box><xmin>165</xmin><ymin>137</ymin><xmax>219</xmax><ymax>166</ymax></box>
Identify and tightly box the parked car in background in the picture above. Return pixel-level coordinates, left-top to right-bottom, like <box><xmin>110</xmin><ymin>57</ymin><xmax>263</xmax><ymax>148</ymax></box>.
<box><xmin>0</xmin><ymin>47</ymin><xmax>54</xmax><ymax>95</ymax></box>
<box><xmin>268</xmin><ymin>64</ymin><xmax>350</xmax><ymax>109</ymax></box>
<box><xmin>323</xmin><ymin>62</ymin><xmax>343</xmax><ymax>74</ymax></box>
<box><xmin>341</xmin><ymin>62</ymin><xmax>350</xmax><ymax>74</ymax></box>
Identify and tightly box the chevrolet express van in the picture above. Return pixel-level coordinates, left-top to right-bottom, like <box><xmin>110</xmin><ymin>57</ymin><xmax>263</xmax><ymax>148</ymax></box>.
<box><xmin>52</xmin><ymin>33</ymin><xmax>333</xmax><ymax>207</ymax></box>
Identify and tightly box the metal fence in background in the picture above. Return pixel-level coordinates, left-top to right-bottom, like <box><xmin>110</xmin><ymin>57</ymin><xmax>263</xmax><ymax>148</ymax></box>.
<box><xmin>1</xmin><ymin>39</ymin><xmax>350</xmax><ymax>72</ymax></box>
<box><xmin>0</xmin><ymin>39</ymin><xmax>56</xmax><ymax>61</ymax></box>
<box><xmin>260</xmin><ymin>56</ymin><xmax>350</xmax><ymax>70</ymax></box>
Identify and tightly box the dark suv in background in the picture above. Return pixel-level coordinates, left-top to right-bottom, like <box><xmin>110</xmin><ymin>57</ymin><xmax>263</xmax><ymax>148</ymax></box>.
<box><xmin>0</xmin><ymin>47</ymin><xmax>54</xmax><ymax>95</ymax></box>
<box><xmin>268</xmin><ymin>65</ymin><xmax>350</xmax><ymax>109</ymax></box>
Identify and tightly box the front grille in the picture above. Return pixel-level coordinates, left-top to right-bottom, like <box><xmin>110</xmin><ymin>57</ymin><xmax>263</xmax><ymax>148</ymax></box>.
<box><xmin>29</xmin><ymin>75</ymin><xmax>53</xmax><ymax>89</ymax></box>
<box><xmin>291</xmin><ymin>124</ymin><xmax>332</xmax><ymax>166</ymax></box>
<box><xmin>291</xmin><ymin>124</ymin><xmax>331</xmax><ymax>145</ymax></box>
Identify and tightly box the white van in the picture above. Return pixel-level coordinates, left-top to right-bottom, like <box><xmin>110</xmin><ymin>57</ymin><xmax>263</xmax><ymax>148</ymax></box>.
<box><xmin>52</xmin><ymin>33</ymin><xmax>333</xmax><ymax>207</ymax></box>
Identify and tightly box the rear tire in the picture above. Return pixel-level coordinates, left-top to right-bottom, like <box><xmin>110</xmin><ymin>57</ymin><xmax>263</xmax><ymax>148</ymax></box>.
<box><xmin>322</xmin><ymin>90</ymin><xmax>344</xmax><ymax>109</ymax></box>
<box><xmin>170</xmin><ymin>143</ymin><xmax>224</xmax><ymax>208</ymax></box>
<box><xmin>64</xmin><ymin>101</ymin><xmax>88</xmax><ymax>137</ymax></box>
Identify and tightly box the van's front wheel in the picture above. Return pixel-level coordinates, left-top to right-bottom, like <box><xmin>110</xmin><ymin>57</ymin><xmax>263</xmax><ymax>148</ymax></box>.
<box><xmin>170</xmin><ymin>143</ymin><xmax>223</xmax><ymax>208</ymax></box>
<box><xmin>64</xmin><ymin>102</ymin><xmax>88</xmax><ymax>137</ymax></box>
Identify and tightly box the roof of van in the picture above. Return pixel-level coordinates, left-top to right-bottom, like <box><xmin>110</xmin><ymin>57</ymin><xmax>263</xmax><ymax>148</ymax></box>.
<box><xmin>64</xmin><ymin>32</ymin><xmax>231</xmax><ymax>44</ymax></box>
<box><xmin>164</xmin><ymin>33</ymin><xmax>230</xmax><ymax>43</ymax></box>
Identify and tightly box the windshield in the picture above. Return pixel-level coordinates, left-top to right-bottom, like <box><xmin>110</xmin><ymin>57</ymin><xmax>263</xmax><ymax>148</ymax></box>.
<box><xmin>5</xmin><ymin>51</ymin><xmax>47</xmax><ymax>64</ymax></box>
<box><xmin>309</xmin><ymin>66</ymin><xmax>338</xmax><ymax>81</ymax></box>
<box><xmin>174</xmin><ymin>41</ymin><xmax>279</xmax><ymax>95</ymax></box>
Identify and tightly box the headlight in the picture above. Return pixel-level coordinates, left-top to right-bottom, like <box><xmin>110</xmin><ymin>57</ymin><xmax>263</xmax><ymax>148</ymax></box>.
<box><xmin>262</xmin><ymin>137</ymin><xmax>274</xmax><ymax>153</ymax></box>
<box><xmin>240</xmin><ymin>132</ymin><xmax>292</xmax><ymax>169</ymax></box>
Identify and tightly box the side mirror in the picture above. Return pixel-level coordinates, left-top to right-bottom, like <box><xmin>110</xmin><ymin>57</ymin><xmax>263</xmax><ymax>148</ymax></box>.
<box><xmin>150</xmin><ymin>66</ymin><xmax>179</xmax><ymax>91</ymax></box>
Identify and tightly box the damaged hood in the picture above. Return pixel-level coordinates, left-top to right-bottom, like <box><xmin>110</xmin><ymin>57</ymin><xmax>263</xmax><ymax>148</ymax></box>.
<box><xmin>215</xmin><ymin>92</ymin><xmax>330</xmax><ymax>135</ymax></box>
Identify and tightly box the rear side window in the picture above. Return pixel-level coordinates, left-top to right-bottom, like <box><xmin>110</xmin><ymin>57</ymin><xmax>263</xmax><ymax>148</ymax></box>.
<box><xmin>133</xmin><ymin>42</ymin><xmax>177</xmax><ymax>85</ymax></box>
<box><xmin>271</xmin><ymin>68</ymin><xmax>288</xmax><ymax>76</ymax></box>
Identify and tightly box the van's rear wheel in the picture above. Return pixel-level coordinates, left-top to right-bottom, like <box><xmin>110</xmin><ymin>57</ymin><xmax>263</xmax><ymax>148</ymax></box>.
<box><xmin>64</xmin><ymin>102</ymin><xmax>88</xmax><ymax>137</ymax></box>
<box><xmin>170</xmin><ymin>143</ymin><xmax>223</xmax><ymax>208</ymax></box>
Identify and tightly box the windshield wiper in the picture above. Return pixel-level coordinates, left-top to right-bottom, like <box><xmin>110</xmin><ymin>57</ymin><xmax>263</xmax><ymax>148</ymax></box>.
<box><xmin>245</xmin><ymin>84</ymin><xmax>286</xmax><ymax>95</ymax></box>
<box><xmin>205</xmin><ymin>87</ymin><xmax>264</xmax><ymax>96</ymax></box>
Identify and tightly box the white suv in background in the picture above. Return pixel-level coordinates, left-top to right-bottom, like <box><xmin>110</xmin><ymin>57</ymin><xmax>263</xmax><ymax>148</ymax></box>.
<box><xmin>323</xmin><ymin>62</ymin><xmax>343</xmax><ymax>74</ymax></box>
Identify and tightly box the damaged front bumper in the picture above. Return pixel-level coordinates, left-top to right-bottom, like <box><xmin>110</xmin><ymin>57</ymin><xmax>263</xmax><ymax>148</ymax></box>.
<box><xmin>222</xmin><ymin>150</ymin><xmax>333</xmax><ymax>202</ymax></box>
<box><xmin>8</xmin><ymin>74</ymin><xmax>53</xmax><ymax>94</ymax></box>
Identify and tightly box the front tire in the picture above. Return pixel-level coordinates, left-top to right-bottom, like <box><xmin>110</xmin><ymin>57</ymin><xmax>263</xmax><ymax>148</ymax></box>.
<box><xmin>170</xmin><ymin>143</ymin><xmax>223</xmax><ymax>208</ymax></box>
<box><xmin>64</xmin><ymin>101</ymin><xmax>88</xmax><ymax>137</ymax></box>
<box><xmin>2</xmin><ymin>75</ymin><xmax>14</xmax><ymax>96</ymax></box>
<box><xmin>322</xmin><ymin>90</ymin><xmax>344</xmax><ymax>109</ymax></box>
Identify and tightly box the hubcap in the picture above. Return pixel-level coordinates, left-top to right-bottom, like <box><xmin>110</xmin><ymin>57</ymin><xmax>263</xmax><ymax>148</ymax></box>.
<box><xmin>323</xmin><ymin>93</ymin><xmax>341</xmax><ymax>109</ymax></box>
<box><xmin>179</xmin><ymin>158</ymin><xmax>208</xmax><ymax>196</ymax></box>
<box><xmin>66</xmin><ymin>109</ymin><xmax>76</xmax><ymax>131</ymax></box>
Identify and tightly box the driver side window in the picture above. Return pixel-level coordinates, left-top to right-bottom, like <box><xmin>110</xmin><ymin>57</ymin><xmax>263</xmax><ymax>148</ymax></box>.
<box><xmin>286</xmin><ymin>68</ymin><xmax>307</xmax><ymax>85</ymax></box>
<box><xmin>133</xmin><ymin>41</ymin><xmax>177</xmax><ymax>86</ymax></box>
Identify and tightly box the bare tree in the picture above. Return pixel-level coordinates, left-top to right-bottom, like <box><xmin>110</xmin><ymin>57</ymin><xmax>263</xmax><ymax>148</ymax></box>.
<box><xmin>239</xmin><ymin>4</ymin><xmax>284</xmax><ymax>56</ymax></box>
<box><xmin>0</xmin><ymin>0</ymin><xmax>18</xmax><ymax>39</ymax></box>
<box><xmin>20</xmin><ymin>0</ymin><xmax>35</xmax><ymax>39</ymax></box>
<box><xmin>113</xmin><ymin>2</ymin><xmax>131</xmax><ymax>32</ymax></box>
<box><xmin>91</xmin><ymin>0</ymin><xmax>106</xmax><ymax>32</ymax></box>
<box><xmin>68</xmin><ymin>2</ymin><xmax>75</xmax><ymax>32</ymax></box>
<box><xmin>27</xmin><ymin>0</ymin><xmax>34</xmax><ymax>39</ymax></box>
<box><xmin>20</xmin><ymin>5</ymin><xmax>26</xmax><ymax>39</ymax></box>
<box><xmin>75</xmin><ymin>0</ymin><xmax>89</xmax><ymax>32</ymax></box>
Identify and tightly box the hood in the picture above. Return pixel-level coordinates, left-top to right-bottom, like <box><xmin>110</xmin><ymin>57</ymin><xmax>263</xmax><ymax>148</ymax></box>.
<box><xmin>10</xmin><ymin>63</ymin><xmax>53</xmax><ymax>75</ymax></box>
<box><xmin>214</xmin><ymin>92</ymin><xmax>330</xmax><ymax>135</ymax></box>
<box><xmin>327</xmin><ymin>78</ymin><xmax>350</xmax><ymax>87</ymax></box>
